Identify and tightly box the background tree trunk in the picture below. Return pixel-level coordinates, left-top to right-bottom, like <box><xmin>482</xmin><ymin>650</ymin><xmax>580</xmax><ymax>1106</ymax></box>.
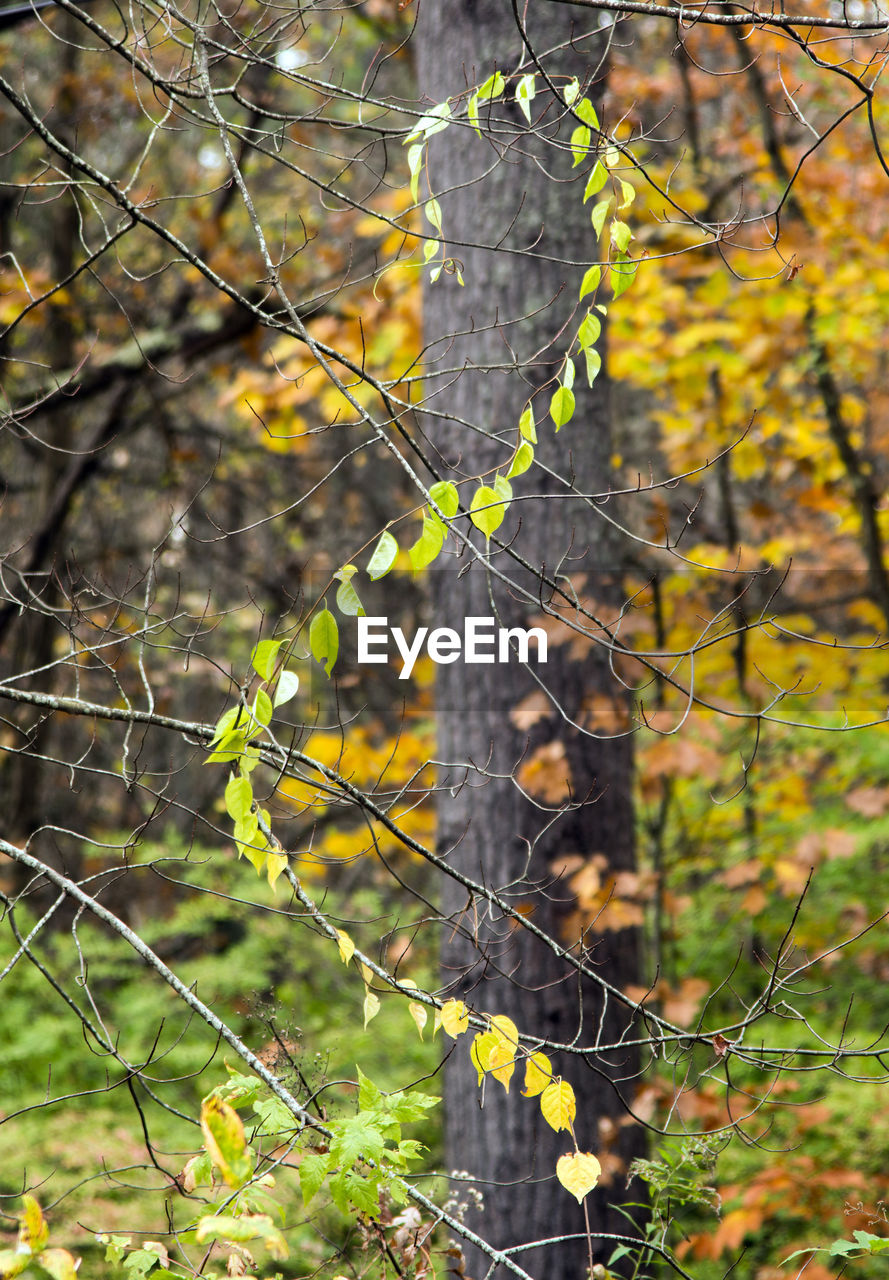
<box><xmin>416</xmin><ymin>3</ymin><xmax>645</xmax><ymax>1276</ymax></box>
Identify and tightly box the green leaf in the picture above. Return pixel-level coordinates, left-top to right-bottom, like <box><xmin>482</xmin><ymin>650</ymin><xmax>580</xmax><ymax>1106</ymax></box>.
<box><xmin>468</xmin><ymin>72</ymin><xmax>504</xmax><ymax>133</ymax></box>
<box><xmin>299</xmin><ymin>1151</ymin><xmax>330</xmax><ymax>1205</ymax></box>
<box><xmin>252</xmin><ymin>688</ymin><xmax>273</xmax><ymax>729</ymax></box>
<box><xmin>579</xmin><ymin>264</ymin><xmax>602</xmax><ymax>301</ymax></box>
<box><xmin>208</xmin><ymin>706</ymin><xmax>243</xmax><ymax>749</ymax></box>
<box><xmin>549</xmin><ymin>385</ymin><xmax>576</xmax><ymax>431</ymax></box>
<box><xmin>852</xmin><ymin>1231</ymin><xmax>889</xmax><ymax>1253</ymax></box>
<box><xmin>563</xmin><ymin>77</ymin><xmax>580</xmax><ymax>106</ymax></box>
<box><xmin>575</xmin><ymin>97</ymin><xmax>600</xmax><ymax>129</ymax></box>
<box><xmin>477</xmin><ymin>70</ymin><xmax>505</xmax><ymax>102</ymax></box>
<box><xmin>196</xmin><ymin>1213</ymin><xmax>287</xmax><ymax>1259</ymax></box>
<box><xmin>225</xmin><ymin>774</ymin><xmax>253</xmax><ymax>822</ymax></box>
<box><xmin>782</xmin><ymin>1248</ymin><xmax>820</xmax><ymax>1264</ymax></box>
<box><xmin>591</xmin><ymin>198</ymin><xmax>612</xmax><ymax>239</ymax></box>
<box><xmin>428</xmin><ymin>479</ymin><xmax>459</xmax><ymax>519</ymax></box>
<box><xmin>310</xmin><ymin>607</ymin><xmax>339</xmax><ymax>676</ymax></box>
<box><xmin>330</xmin><ymin>1113</ymin><xmax>386</xmax><ymax>1168</ymax></box>
<box><xmin>407</xmin><ymin>144</ymin><xmax>423</xmax><ymax>203</ymax></box>
<box><xmin>519</xmin><ymin>403</ymin><xmax>537</xmax><ymax>442</ymax></box>
<box><xmin>611</xmin><ymin>250</ymin><xmax>639</xmax><ymax>299</ymax></box>
<box><xmin>118</xmin><ymin>1247</ymin><xmax>163</xmax><ymax>1277</ymax></box>
<box><xmin>383</xmin><ymin>1088</ymin><xmax>439</xmax><ymax>1123</ymax></box>
<box><xmin>583</xmin><ymin>160</ymin><xmax>608</xmax><ymax>201</ymax></box>
<box><xmin>467</xmin><ymin>91</ymin><xmax>480</xmax><ymax>136</ymax></box>
<box><xmin>215</xmin><ymin>1068</ymin><xmax>265</xmax><ymax>1106</ymax></box>
<box><xmin>357</xmin><ymin>1066</ymin><xmax>384</xmax><ymax>1111</ymax></box>
<box><xmin>102</xmin><ymin>1236</ymin><xmax>132</xmax><ymax>1265</ymax></box>
<box><xmin>387</xmin><ymin>1136</ymin><xmax>427</xmax><ymax>1168</ymax></box>
<box><xmin>829</xmin><ymin>1238</ymin><xmax>866</xmax><ymax>1258</ymax></box>
<box><xmin>469</xmin><ymin>484</ymin><xmax>506</xmax><ymax>539</ymax></box>
<box><xmin>252</xmin><ymin>1095</ymin><xmax>298</xmax><ymax>1135</ymax></box>
<box><xmin>250</xmin><ymin>639</ymin><xmax>282</xmax><ymax>683</ymax></box>
<box><xmin>329</xmin><ymin>1169</ymin><xmax>381</xmax><ymax>1217</ymax></box>
<box><xmin>515</xmin><ymin>73</ymin><xmax>536</xmax><ymax>122</ymax></box>
<box><xmin>367</xmin><ymin>530</ymin><xmax>398</xmax><ymax>580</ymax></box>
<box><xmin>423</xmin><ymin>238</ymin><xmax>439</xmax><ymax>263</ymax></box>
<box><xmin>577</xmin><ymin>311</ymin><xmax>602</xmax><ymax>349</ymax></box>
<box><xmin>205</xmin><ymin>727</ymin><xmax>248</xmax><ymax>766</ymax></box>
<box><xmin>273</xmin><ymin>669</ymin><xmax>299</xmax><ymax>707</ymax></box>
<box><xmin>363</xmin><ymin>988</ymin><xmax>381</xmax><ymax>1028</ymax></box>
<box><xmin>610</xmin><ymin>219</ymin><xmax>632</xmax><ymax>252</ymax></box>
<box><xmin>408</xmin><ymin>514</ymin><xmax>445</xmax><ymax>570</ymax></box>
<box><xmin>404</xmin><ymin>101</ymin><xmax>451</xmax><ymax>143</ymax></box>
<box><xmin>425</xmin><ymin>198</ymin><xmax>443</xmax><ymax>234</ymax></box>
<box><xmin>584</xmin><ymin>346</ymin><xmax>603</xmax><ymax>387</ymax></box>
<box><xmin>429</xmin><ymin>506</ymin><xmax>448</xmax><ymax>539</ymax></box>
<box><xmin>335</xmin><ymin>576</ymin><xmax>365</xmax><ymax>617</ymax></box>
<box><xmin>234</xmin><ymin>809</ymin><xmax>259</xmax><ymax>848</ymax></box>
<box><xmin>618</xmin><ymin>178</ymin><xmax>636</xmax><ymax>209</ymax></box>
<box><xmin>506</xmin><ymin>441</ymin><xmax>534</xmax><ymax>479</ymax></box>
<box><xmin>570</xmin><ymin>125</ymin><xmax>591</xmax><ymax>166</ymax></box>
<box><xmin>239</xmin><ymin>842</ymin><xmax>267</xmax><ymax>874</ymax></box>
<box><xmin>562</xmin><ymin>357</ymin><xmax>576</xmax><ymax>392</ymax></box>
<box><xmin>492</xmin><ymin>473</ymin><xmax>513</xmax><ymax>503</ymax></box>
<box><xmin>829</xmin><ymin>1232</ymin><xmax>889</xmax><ymax>1257</ymax></box>
<box><xmin>607</xmin><ymin>1244</ymin><xmax>635</xmax><ymax>1266</ymax></box>
<box><xmin>388</xmin><ymin>1178</ymin><xmax>410</xmax><ymax>1206</ymax></box>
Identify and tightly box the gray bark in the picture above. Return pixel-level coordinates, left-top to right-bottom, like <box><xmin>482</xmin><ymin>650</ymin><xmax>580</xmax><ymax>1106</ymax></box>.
<box><xmin>415</xmin><ymin>3</ymin><xmax>645</xmax><ymax>1276</ymax></box>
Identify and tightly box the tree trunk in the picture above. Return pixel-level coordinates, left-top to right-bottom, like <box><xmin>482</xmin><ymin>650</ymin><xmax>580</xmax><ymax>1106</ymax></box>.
<box><xmin>415</xmin><ymin>4</ymin><xmax>644</xmax><ymax>1276</ymax></box>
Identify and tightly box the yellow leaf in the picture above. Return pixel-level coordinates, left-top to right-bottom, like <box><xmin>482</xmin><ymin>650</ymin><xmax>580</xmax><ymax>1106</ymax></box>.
<box><xmin>39</xmin><ymin>1247</ymin><xmax>81</xmax><ymax>1280</ymax></box>
<box><xmin>20</xmin><ymin>1195</ymin><xmax>49</xmax><ymax>1251</ymax></box>
<box><xmin>200</xmin><ymin>1095</ymin><xmax>254</xmax><ymax>1187</ymax></box>
<box><xmin>470</xmin><ymin>1030</ymin><xmax>498</xmax><ymax>1085</ymax></box>
<box><xmin>363</xmin><ymin>989</ymin><xmax>380</xmax><ymax>1029</ymax></box>
<box><xmin>266</xmin><ymin>852</ymin><xmax>287</xmax><ymax>890</ymax></box>
<box><xmin>409</xmin><ymin>1001</ymin><xmax>427</xmax><ymax>1039</ymax></box>
<box><xmin>523</xmin><ymin>1051</ymin><xmax>553</xmax><ymax>1097</ymax></box>
<box><xmin>336</xmin><ymin>930</ymin><xmax>355</xmax><ymax>964</ymax></box>
<box><xmin>540</xmin><ymin>1079</ymin><xmax>576</xmax><ymax>1132</ymax></box>
<box><xmin>489</xmin><ymin>1014</ymin><xmax>519</xmax><ymax>1047</ymax></box>
<box><xmin>360</xmin><ymin>962</ymin><xmax>373</xmax><ymax>985</ymax></box>
<box><xmin>487</xmin><ymin>1038</ymin><xmax>516</xmax><ymax>1092</ymax></box>
<box><xmin>556</xmin><ymin>1151</ymin><xmax>602</xmax><ymax>1202</ymax></box>
<box><xmin>440</xmin><ymin>998</ymin><xmax>470</xmax><ymax>1037</ymax></box>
